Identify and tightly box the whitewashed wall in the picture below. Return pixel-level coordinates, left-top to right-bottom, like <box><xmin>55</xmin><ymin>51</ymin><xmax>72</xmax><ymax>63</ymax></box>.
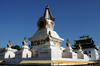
<box><xmin>73</xmin><ymin>48</ymin><xmax>99</xmax><ymax>60</ymax></box>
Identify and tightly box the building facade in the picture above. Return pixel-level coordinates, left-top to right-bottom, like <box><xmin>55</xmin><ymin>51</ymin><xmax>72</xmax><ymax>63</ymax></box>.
<box><xmin>73</xmin><ymin>35</ymin><xmax>99</xmax><ymax>61</ymax></box>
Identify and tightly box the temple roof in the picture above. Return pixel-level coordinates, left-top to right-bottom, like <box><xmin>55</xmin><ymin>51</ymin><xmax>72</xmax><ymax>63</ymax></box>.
<box><xmin>74</xmin><ymin>35</ymin><xmax>91</xmax><ymax>41</ymax></box>
<box><xmin>73</xmin><ymin>42</ymin><xmax>93</xmax><ymax>46</ymax></box>
<box><xmin>28</xmin><ymin>28</ymin><xmax>64</xmax><ymax>42</ymax></box>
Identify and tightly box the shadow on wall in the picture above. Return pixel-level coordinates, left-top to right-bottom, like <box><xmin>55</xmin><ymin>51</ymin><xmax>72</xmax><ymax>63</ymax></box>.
<box><xmin>97</xmin><ymin>45</ymin><xmax>100</xmax><ymax>58</ymax></box>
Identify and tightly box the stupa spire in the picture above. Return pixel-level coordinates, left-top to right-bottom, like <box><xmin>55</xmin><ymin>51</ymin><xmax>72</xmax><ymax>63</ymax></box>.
<box><xmin>78</xmin><ymin>42</ymin><xmax>82</xmax><ymax>50</ymax></box>
<box><xmin>22</xmin><ymin>37</ymin><xmax>27</xmax><ymax>45</ymax></box>
<box><xmin>43</xmin><ymin>5</ymin><xmax>55</xmax><ymax>21</ymax></box>
<box><xmin>45</xmin><ymin>5</ymin><xmax>49</xmax><ymax>19</ymax></box>
<box><xmin>7</xmin><ymin>40</ymin><xmax>11</xmax><ymax>48</ymax></box>
<box><xmin>66</xmin><ymin>38</ymin><xmax>70</xmax><ymax>47</ymax></box>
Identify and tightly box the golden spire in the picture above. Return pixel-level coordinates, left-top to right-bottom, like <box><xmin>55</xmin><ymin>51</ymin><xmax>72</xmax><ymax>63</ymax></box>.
<box><xmin>24</xmin><ymin>36</ymin><xmax>27</xmax><ymax>41</ymax></box>
<box><xmin>67</xmin><ymin>39</ymin><xmax>70</xmax><ymax>43</ymax></box>
<box><xmin>78</xmin><ymin>42</ymin><xmax>82</xmax><ymax>49</ymax></box>
<box><xmin>46</xmin><ymin>5</ymin><xmax>49</xmax><ymax>9</ymax></box>
<box><xmin>66</xmin><ymin>38</ymin><xmax>70</xmax><ymax>47</ymax></box>
<box><xmin>7</xmin><ymin>40</ymin><xmax>11</xmax><ymax>48</ymax></box>
<box><xmin>43</xmin><ymin>5</ymin><xmax>55</xmax><ymax>21</ymax></box>
<box><xmin>9</xmin><ymin>40</ymin><xmax>11</xmax><ymax>44</ymax></box>
<box><xmin>23</xmin><ymin>37</ymin><xmax>27</xmax><ymax>45</ymax></box>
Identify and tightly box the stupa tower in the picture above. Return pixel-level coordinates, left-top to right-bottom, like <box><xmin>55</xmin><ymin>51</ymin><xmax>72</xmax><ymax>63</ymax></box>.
<box><xmin>28</xmin><ymin>5</ymin><xmax>64</xmax><ymax>47</ymax></box>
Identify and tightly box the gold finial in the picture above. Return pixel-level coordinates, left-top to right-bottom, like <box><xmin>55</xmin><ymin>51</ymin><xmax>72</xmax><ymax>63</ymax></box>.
<box><xmin>9</xmin><ymin>40</ymin><xmax>11</xmax><ymax>44</ymax></box>
<box><xmin>24</xmin><ymin>36</ymin><xmax>27</xmax><ymax>41</ymax></box>
<box><xmin>7</xmin><ymin>40</ymin><xmax>11</xmax><ymax>48</ymax></box>
<box><xmin>23</xmin><ymin>37</ymin><xmax>27</xmax><ymax>45</ymax></box>
<box><xmin>79</xmin><ymin>42</ymin><xmax>82</xmax><ymax>49</ymax></box>
<box><xmin>66</xmin><ymin>38</ymin><xmax>70</xmax><ymax>47</ymax></box>
<box><xmin>46</xmin><ymin>5</ymin><xmax>49</xmax><ymax>9</ymax></box>
<box><xmin>67</xmin><ymin>39</ymin><xmax>70</xmax><ymax>43</ymax></box>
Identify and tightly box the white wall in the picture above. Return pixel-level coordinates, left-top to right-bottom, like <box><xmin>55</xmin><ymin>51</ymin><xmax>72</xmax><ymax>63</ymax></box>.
<box><xmin>73</xmin><ymin>48</ymin><xmax>99</xmax><ymax>60</ymax></box>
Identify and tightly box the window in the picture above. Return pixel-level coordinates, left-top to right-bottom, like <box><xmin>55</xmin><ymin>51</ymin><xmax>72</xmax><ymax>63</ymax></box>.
<box><xmin>40</xmin><ymin>52</ymin><xmax>49</xmax><ymax>54</ymax></box>
<box><xmin>84</xmin><ymin>51</ymin><xmax>88</xmax><ymax>55</ymax></box>
<box><xmin>31</xmin><ymin>41</ymin><xmax>33</xmax><ymax>46</ymax></box>
<box><xmin>63</xmin><ymin>50</ymin><xmax>65</xmax><ymax>52</ymax></box>
<box><xmin>37</xmin><ymin>41</ymin><xmax>40</xmax><ymax>45</ymax></box>
<box><xmin>8</xmin><ymin>55</ymin><xmax>10</xmax><ymax>58</ymax></box>
<box><xmin>75</xmin><ymin>52</ymin><xmax>77</xmax><ymax>53</ymax></box>
<box><xmin>35</xmin><ymin>54</ymin><xmax>38</xmax><ymax>56</ymax></box>
<box><xmin>26</xmin><ymin>54</ymin><xmax>28</xmax><ymax>58</ymax></box>
<box><xmin>89</xmin><ymin>51</ymin><xmax>91</xmax><ymax>54</ymax></box>
<box><xmin>89</xmin><ymin>55</ymin><xmax>91</xmax><ymax>58</ymax></box>
<box><xmin>84</xmin><ymin>51</ymin><xmax>87</xmax><ymax>54</ymax></box>
<box><xmin>35</xmin><ymin>51</ymin><xmax>38</xmax><ymax>53</ymax></box>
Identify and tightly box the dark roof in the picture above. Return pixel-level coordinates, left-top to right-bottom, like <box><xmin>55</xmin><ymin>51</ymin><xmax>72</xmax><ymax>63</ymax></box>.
<box><xmin>74</xmin><ymin>35</ymin><xmax>92</xmax><ymax>41</ymax></box>
<box><xmin>73</xmin><ymin>42</ymin><xmax>93</xmax><ymax>46</ymax></box>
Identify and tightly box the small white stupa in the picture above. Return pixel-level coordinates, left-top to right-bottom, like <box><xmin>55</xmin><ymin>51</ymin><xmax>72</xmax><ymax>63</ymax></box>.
<box><xmin>62</xmin><ymin>39</ymin><xmax>77</xmax><ymax>59</ymax></box>
<box><xmin>15</xmin><ymin>37</ymin><xmax>32</xmax><ymax>59</ymax></box>
<box><xmin>0</xmin><ymin>40</ymin><xmax>17</xmax><ymax>59</ymax></box>
<box><xmin>77</xmin><ymin>42</ymin><xmax>89</xmax><ymax>59</ymax></box>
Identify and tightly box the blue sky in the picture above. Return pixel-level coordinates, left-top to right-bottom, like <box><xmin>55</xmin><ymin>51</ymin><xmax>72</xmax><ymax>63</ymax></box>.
<box><xmin>0</xmin><ymin>0</ymin><xmax>100</xmax><ymax>52</ymax></box>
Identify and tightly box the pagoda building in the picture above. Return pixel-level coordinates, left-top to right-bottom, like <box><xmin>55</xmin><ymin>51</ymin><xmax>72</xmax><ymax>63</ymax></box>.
<box><xmin>73</xmin><ymin>35</ymin><xmax>99</xmax><ymax>61</ymax></box>
<box><xmin>73</xmin><ymin>35</ymin><xmax>98</xmax><ymax>49</ymax></box>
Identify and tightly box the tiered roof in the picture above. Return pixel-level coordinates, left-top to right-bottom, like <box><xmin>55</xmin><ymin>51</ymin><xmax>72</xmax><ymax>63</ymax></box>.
<box><xmin>74</xmin><ymin>35</ymin><xmax>89</xmax><ymax>41</ymax></box>
<box><xmin>73</xmin><ymin>35</ymin><xmax>98</xmax><ymax>50</ymax></box>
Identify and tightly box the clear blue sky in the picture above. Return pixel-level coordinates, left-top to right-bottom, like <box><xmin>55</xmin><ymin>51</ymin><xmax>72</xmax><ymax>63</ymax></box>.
<box><xmin>0</xmin><ymin>0</ymin><xmax>100</xmax><ymax>50</ymax></box>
